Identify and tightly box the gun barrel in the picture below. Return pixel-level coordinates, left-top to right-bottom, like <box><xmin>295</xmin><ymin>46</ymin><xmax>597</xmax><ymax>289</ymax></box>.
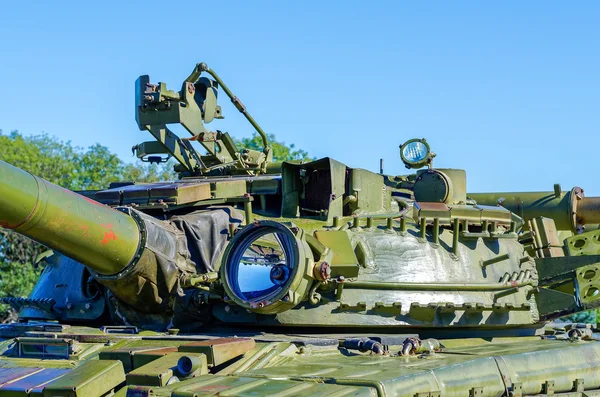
<box><xmin>469</xmin><ymin>187</ymin><xmax>600</xmax><ymax>232</ymax></box>
<box><xmin>578</xmin><ymin>197</ymin><xmax>600</xmax><ymax>225</ymax></box>
<box><xmin>0</xmin><ymin>160</ymin><xmax>140</xmax><ymax>275</ymax></box>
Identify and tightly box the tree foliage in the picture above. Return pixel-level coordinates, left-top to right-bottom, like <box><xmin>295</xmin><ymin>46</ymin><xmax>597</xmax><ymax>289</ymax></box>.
<box><xmin>235</xmin><ymin>132</ymin><xmax>315</xmax><ymax>162</ymax></box>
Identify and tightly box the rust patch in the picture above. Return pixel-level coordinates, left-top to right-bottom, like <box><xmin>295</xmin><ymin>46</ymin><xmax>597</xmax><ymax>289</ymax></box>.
<box><xmin>100</xmin><ymin>224</ymin><xmax>117</xmax><ymax>245</ymax></box>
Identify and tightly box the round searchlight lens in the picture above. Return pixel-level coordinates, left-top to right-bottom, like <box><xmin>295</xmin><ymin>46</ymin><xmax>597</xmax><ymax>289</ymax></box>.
<box><xmin>402</xmin><ymin>141</ymin><xmax>428</xmax><ymax>162</ymax></box>
<box><xmin>221</xmin><ymin>221</ymin><xmax>311</xmax><ymax>314</ymax></box>
<box><xmin>400</xmin><ymin>139</ymin><xmax>432</xmax><ymax>169</ymax></box>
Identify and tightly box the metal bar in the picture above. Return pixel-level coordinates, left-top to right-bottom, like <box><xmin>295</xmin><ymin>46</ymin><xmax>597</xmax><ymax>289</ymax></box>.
<box><xmin>432</xmin><ymin>218</ymin><xmax>440</xmax><ymax>244</ymax></box>
<box><xmin>386</xmin><ymin>217</ymin><xmax>394</xmax><ymax>231</ymax></box>
<box><xmin>244</xmin><ymin>200</ymin><xmax>254</xmax><ymax>225</ymax></box>
<box><xmin>452</xmin><ymin>218</ymin><xmax>460</xmax><ymax>255</ymax></box>
<box><xmin>199</xmin><ymin>63</ymin><xmax>269</xmax><ymax>151</ymax></box>
<box><xmin>145</xmin><ymin>125</ymin><xmax>203</xmax><ymax>173</ymax></box>
<box><xmin>400</xmin><ymin>217</ymin><xmax>407</xmax><ymax>233</ymax></box>
<box><xmin>481</xmin><ymin>253</ymin><xmax>510</xmax><ymax>268</ymax></box>
<box><xmin>343</xmin><ymin>280</ymin><xmax>534</xmax><ymax>292</ymax></box>
<box><xmin>419</xmin><ymin>218</ymin><xmax>427</xmax><ymax>239</ymax></box>
<box><xmin>332</xmin><ymin>216</ymin><xmax>340</xmax><ymax>228</ymax></box>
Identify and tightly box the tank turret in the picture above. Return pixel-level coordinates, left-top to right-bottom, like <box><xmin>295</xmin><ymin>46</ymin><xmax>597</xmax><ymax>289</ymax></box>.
<box><xmin>2</xmin><ymin>62</ymin><xmax>600</xmax><ymax>397</ymax></box>
<box><xmin>1</xmin><ymin>63</ymin><xmax>600</xmax><ymax>333</ymax></box>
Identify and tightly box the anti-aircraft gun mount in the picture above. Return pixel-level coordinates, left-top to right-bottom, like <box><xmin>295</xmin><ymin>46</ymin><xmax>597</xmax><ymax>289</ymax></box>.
<box><xmin>133</xmin><ymin>62</ymin><xmax>275</xmax><ymax>176</ymax></box>
<box><xmin>4</xmin><ymin>63</ymin><xmax>600</xmax><ymax>397</ymax></box>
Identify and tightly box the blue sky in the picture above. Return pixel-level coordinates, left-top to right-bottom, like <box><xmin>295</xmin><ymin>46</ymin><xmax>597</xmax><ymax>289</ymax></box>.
<box><xmin>1</xmin><ymin>2</ymin><xmax>599</xmax><ymax>194</ymax></box>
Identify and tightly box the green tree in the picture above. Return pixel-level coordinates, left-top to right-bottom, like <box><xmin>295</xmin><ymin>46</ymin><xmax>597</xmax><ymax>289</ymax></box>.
<box><xmin>235</xmin><ymin>132</ymin><xmax>315</xmax><ymax>162</ymax></box>
<box><xmin>122</xmin><ymin>161</ymin><xmax>177</xmax><ymax>182</ymax></box>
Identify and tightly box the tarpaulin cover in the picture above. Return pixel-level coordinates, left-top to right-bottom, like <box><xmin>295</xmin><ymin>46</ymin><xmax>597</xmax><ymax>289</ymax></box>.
<box><xmin>170</xmin><ymin>206</ymin><xmax>244</xmax><ymax>273</ymax></box>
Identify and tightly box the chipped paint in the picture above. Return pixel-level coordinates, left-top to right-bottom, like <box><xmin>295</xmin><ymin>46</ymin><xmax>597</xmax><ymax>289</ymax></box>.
<box><xmin>101</xmin><ymin>224</ymin><xmax>117</xmax><ymax>245</ymax></box>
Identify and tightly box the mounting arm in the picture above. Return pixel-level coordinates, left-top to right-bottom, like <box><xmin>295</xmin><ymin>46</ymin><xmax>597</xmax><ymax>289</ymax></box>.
<box><xmin>134</xmin><ymin>62</ymin><xmax>272</xmax><ymax>176</ymax></box>
<box><xmin>190</xmin><ymin>62</ymin><xmax>270</xmax><ymax>153</ymax></box>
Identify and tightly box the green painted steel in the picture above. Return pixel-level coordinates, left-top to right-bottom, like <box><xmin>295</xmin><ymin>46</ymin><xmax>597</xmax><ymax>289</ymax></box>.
<box><xmin>469</xmin><ymin>189</ymin><xmax>600</xmax><ymax>232</ymax></box>
<box><xmin>0</xmin><ymin>160</ymin><xmax>140</xmax><ymax>275</ymax></box>
<box><xmin>469</xmin><ymin>190</ymin><xmax>578</xmax><ymax>231</ymax></box>
<box><xmin>3</xmin><ymin>62</ymin><xmax>600</xmax><ymax>397</ymax></box>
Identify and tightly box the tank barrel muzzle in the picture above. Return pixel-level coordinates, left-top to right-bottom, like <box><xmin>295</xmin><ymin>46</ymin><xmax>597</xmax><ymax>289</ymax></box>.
<box><xmin>0</xmin><ymin>160</ymin><xmax>141</xmax><ymax>275</ymax></box>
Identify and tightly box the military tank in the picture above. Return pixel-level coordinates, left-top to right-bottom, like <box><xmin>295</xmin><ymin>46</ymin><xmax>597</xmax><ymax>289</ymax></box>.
<box><xmin>1</xmin><ymin>63</ymin><xmax>600</xmax><ymax>397</ymax></box>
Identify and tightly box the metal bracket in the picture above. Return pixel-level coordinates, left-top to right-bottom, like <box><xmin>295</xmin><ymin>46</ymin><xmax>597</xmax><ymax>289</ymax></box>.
<box><xmin>470</xmin><ymin>387</ymin><xmax>484</xmax><ymax>397</ymax></box>
<box><xmin>510</xmin><ymin>382</ymin><xmax>522</xmax><ymax>397</ymax></box>
<box><xmin>543</xmin><ymin>380</ymin><xmax>555</xmax><ymax>396</ymax></box>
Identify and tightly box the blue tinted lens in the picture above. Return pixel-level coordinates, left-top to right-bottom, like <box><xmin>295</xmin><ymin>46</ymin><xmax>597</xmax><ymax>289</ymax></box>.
<box><xmin>229</xmin><ymin>229</ymin><xmax>294</xmax><ymax>302</ymax></box>
<box><xmin>402</xmin><ymin>141</ymin><xmax>428</xmax><ymax>163</ymax></box>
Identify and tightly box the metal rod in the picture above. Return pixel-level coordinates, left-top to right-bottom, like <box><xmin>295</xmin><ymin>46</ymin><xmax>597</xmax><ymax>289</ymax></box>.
<box><xmin>480</xmin><ymin>253</ymin><xmax>510</xmax><ymax>267</ymax></box>
<box><xmin>432</xmin><ymin>218</ymin><xmax>440</xmax><ymax>244</ymax></box>
<box><xmin>400</xmin><ymin>217</ymin><xmax>407</xmax><ymax>233</ymax></box>
<box><xmin>244</xmin><ymin>200</ymin><xmax>253</xmax><ymax>225</ymax></box>
<box><xmin>343</xmin><ymin>280</ymin><xmax>534</xmax><ymax>292</ymax></box>
<box><xmin>354</xmin><ymin>211</ymin><xmax>408</xmax><ymax>220</ymax></box>
<box><xmin>419</xmin><ymin>218</ymin><xmax>427</xmax><ymax>239</ymax></box>
<box><xmin>452</xmin><ymin>218</ymin><xmax>460</xmax><ymax>255</ymax></box>
<box><xmin>259</xmin><ymin>195</ymin><xmax>267</xmax><ymax>211</ymax></box>
<box><xmin>199</xmin><ymin>63</ymin><xmax>269</xmax><ymax>151</ymax></box>
<box><xmin>387</xmin><ymin>217</ymin><xmax>393</xmax><ymax>231</ymax></box>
